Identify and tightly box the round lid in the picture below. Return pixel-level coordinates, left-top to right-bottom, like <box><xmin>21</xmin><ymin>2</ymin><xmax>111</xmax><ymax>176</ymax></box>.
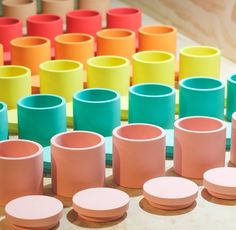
<box><xmin>143</xmin><ymin>177</ymin><xmax>198</xmax><ymax>207</ymax></box>
<box><xmin>5</xmin><ymin>195</ymin><xmax>63</xmax><ymax>229</ymax></box>
<box><xmin>72</xmin><ymin>188</ymin><xmax>130</xmax><ymax>220</ymax></box>
<box><xmin>207</xmin><ymin>190</ymin><xmax>236</xmax><ymax>200</ymax></box>
<box><xmin>203</xmin><ymin>167</ymin><xmax>236</xmax><ymax>196</ymax></box>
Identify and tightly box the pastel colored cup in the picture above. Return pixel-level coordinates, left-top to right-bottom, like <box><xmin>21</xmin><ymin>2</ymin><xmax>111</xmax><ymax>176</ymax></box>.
<box><xmin>66</xmin><ymin>9</ymin><xmax>102</xmax><ymax>37</ymax></box>
<box><xmin>113</xmin><ymin>123</ymin><xmax>166</xmax><ymax>188</ymax></box>
<box><xmin>17</xmin><ymin>94</ymin><xmax>66</xmax><ymax>146</ymax></box>
<box><xmin>87</xmin><ymin>56</ymin><xmax>130</xmax><ymax>96</ymax></box>
<box><xmin>73</xmin><ymin>88</ymin><xmax>120</xmax><ymax>137</ymax></box>
<box><xmin>179</xmin><ymin>46</ymin><xmax>221</xmax><ymax>80</ymax></box>
<box><xmin>230</xmin><ymin>112</ymin><xmax>236</xmax><ymax>165</ymax></box>
<box><xmin>128</xmin><ymin>83</ymin><xmax>176</xmax><ymax>129</ymax></box>
<box><xmin>51</xmin><ymin>131</ymin><xmax>105</xmax><ymax>197</ymax></box>
<box><xmin>55</xmin><ymin>33</ymin><xmax>95</xmax><ymax>67</ymax></box>
<box><xmin>27</xmin><ymin>14</ymin><xmax>63</xmax><ymax>47</ymax></box>
<box><xmin>0</xmin><ymin>102</ymin><xmax>8</xmax><ymax>141</ymax></box>
<box><xmin>96</xmin><ymin>28</ymin><xmax>136</xmax><ymax>60</ymax></box>
<box><xmin>132</xmin><ymin>50</ymin><xmax>175</xmax><ymax>87</ymax></box>
<box><xmin>0</xmin><ymin>139</ymin><xmax>43</xmax><ymax>206</ymax></box>
<box><xmin>0</xmin><ymin>65</ymin><xmax>31</xmax><ymax>109</ymax></box>
<box><xmin>10</xmin><ymin>36</ymin><xmax>51</xmax><ymax>75</ymax></box>
<box><xmin>174</xmin><ymin>116</ymin><xmax>226</xmax><ymax>179</ymax></box>
<box><xmin>138</xmin><ymin>25</ymin><xmax>177</xmax><ymax>55</ymax></box>
<box><xmin>179</xmin><ymin>77</ymin><xmax>225</xmax><ymax>120</ymax></box>
<box><xmin>226</xmin><ymin>74</ymin><xmax>236</xmax><ymax>121</ymax></box>
<box><xmin>40</xmin><ymin>60</ymin><xmax>84</xmax><ymax>102</ymax></box>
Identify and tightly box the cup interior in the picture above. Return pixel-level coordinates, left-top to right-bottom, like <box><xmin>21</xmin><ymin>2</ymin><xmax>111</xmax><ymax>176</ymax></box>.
<box><xmin>182</xmin><ymin>46</ymin><xmax>219</xmax><ymax>57</ymax></box>
<box><xmin>88</xmin><ymin>56</ymin><xmax>128</xmax><ymax>68</ymax></box>
<box><xmin>98</xmin><ymin>29</ymin><xmax>133</xmax><ymax>38</ymax></box>
<box><xmin>56</xmin><ymin>33</ymin><xmax>92</xmax><ymax>43</ymax></box>
<box><xmin>229</xmin><ymin>74</ymin><xmax>236</xmax><ymax>83</ymax></box>
<box><xmin>140</xmin><ymin>25</ymin><xmax>175</xmax><ymax>35</ymax></box>
<box><xmin>12</xmin><ymin>37</ymin><xmax>48</xmax><ymax>47</ymax></box>
<box><xmin>134</xmin><ymin>51</ymin><xmax>173</xmax><ymax>62</ymax></box>
<box><xmin>0</xmin><ymin>17</ymin><xmax>20</xmax><ymax>25</ymax></box>
<box><xmin>0</xmin><ymin>66</ymin><xmax>28</xmax><ymax>78</ymax></box>
<box><xmin>108</xmin><ymin>7</ymin><xmax>140</xmax><ymax>16</ymax></box>
<box><xmin>28</xmin><ymin>14</ymin><xmax>60</xmax><ymax>23</ymax></box>
<box><xmin>68</xmin><ymin>9</ymin><xmax>99</xmax><ymax>18</ymax></box>
<box><xmin>0</xmin><ymin>102</ymin><xmax>6</xmax><ymax>111</ymax></box>
<box><xmin>41</xmin><ymin>60</ymin><xmax>81</xmax><ymax>72</ymax></box>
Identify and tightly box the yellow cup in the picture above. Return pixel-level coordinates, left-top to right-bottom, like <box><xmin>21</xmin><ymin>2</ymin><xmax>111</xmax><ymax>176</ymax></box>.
<box><xmin>87</xmin><ymin>55</ymin><xmax>130</xmax><ymax>96</ymax></box>
<box><xmin>132</xmin><ymin>51</ymin><xmax>175</xmax><ymax>87</ymax></box>
<box><xmin>40</xmin><ymin>60</ymin><xmax>84</xmax><ymax>102</ymax></box>
<box><xmin>0</xmin><ymin>65</ymin><xmax>31</xmax><ymax>109</ymax></box>
<box><xmin>179</xmin><ymin>46</ymin><xmax>221</xmax><ymax>80</ymax></box>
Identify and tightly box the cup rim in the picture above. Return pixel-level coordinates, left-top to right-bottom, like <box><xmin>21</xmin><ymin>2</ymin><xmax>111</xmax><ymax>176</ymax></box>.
<box><xmin>107</xmin><ymin>7</ymin><xmax>141</xmax><ymax>17</ymax></box>
<box><xmin>228</xmin><ymin>74</ymin><xmax>236</xmax><ymax>84</ymax></box>
<box><xmin>0</xmin><ymin>101</ymin><xmax>7</xmax><ymax>112</ymax></box>
<box><xmin>180</xmin><ymin>46</ymin><xmax>220</xmax><ymax>58</ymax></box>
<box><xmin>27</xmin><ymin>13</ymin><xmax>62</xmax><ymax>24</ymax></box>
<box><xmin>66</xmin><ymin>9</ymin><xmax>101</xmax><ymax>19</ymax></box>
<box><xmin>0</xmin><ymin>17</ymin><xmax>21</xmax><ymax>26</ymax></box>
<box><xmin>55</xmin><ymin>33</ymin><xmax>94</xmax><ymax>44</ymax></box>
<box><xmin>2</xmin><ymin>0</ymin><xmax>35</xmax><ymax>7</ymax></box>
<box><xmin>10</xmin><ymin>36</ymin><xmax>50</xmax><ymax>48</ymax></box>
<box><xmin>0</xmin><ymin>65</ymin><xmax>31</xmax><ymax>79</ymax></box>
<box><xmin>138</xmin><ymin>25</ymin><xmax>177</xmax><ymax>36</ymax></box>
<box><xmin>97</xmin><ymin>28</ymin><xmax>135</xmax><ymax>40</ymax></box>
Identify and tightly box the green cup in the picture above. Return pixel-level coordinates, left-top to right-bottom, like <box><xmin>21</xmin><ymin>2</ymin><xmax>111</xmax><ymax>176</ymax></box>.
<box><xmin>226</xmin><ymin>74</ymin><xmax>236</xmax><ymax>121</ymax></box>
<box><xmin>0</xmin><ymin>101</ymin><xmax>8</xmax><ymax>140</ymax></box>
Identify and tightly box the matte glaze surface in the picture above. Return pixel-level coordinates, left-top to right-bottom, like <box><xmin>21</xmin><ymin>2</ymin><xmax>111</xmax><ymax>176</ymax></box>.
<box><xmin>230</xmin><ymin>112</ymin><xmax>236</xmax><ymax>164</ymax></box>
<box><xmin>0</xmin><ymin>102</ymin><xmax>8</xmax><ymax>140</ymax></box>
<box><xmin>226</xmin><ymin>74</ymin><xmax>236</xmax><ymax>121</ymax></box>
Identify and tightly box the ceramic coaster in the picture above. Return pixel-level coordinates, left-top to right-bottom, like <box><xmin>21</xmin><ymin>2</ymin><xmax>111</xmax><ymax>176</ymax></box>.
<box><xmin>207</xmin><ymin>190</ymin><xmax>236</xmax><ymax>200</ymax></box>
<box><xmin>143</xmin><ymin>177</ymin><xmax>198</xmax><ymax>210</ymax></box>
<box><xmin>72</xmin><ymin>187</ymin><xmax>129</xmax><ymax>222</ymax></box>
<box><xmin>8</xmin><ymin>109</ymin><xmax>18</xmax><ymax>135</ymax></box>
<box><xmin>43</xmin><ymin>146</ymin><xmax>51</xmax><ymax>173</ymax></box>
<box><xmin>5</xmin><ymin>195</ymin><xmax>63</xmax><ymax>229</ymax></box>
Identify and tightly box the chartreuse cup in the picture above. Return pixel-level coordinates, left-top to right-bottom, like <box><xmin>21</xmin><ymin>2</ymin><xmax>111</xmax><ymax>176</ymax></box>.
<box><xmin>40</xmin><ymin>60</ymin><xmax>84</xmax><ymax>102</ymax></box>
<box><xmin>129</xmin><ymin>83</ymin><xmax>175</xmax><ymax>129</ymax></box>
<box><xmin>179</xmin><ymin>77</ymin><xmax>225</xmax><ymax>119</ymax></box>
<box><xmin>227</xmin><ymin>74</ymin><xmax>236</xmax><ymax>121</ymax></box>
<box><xmin>17</xmin><ymin>94</ymin><xmax>66</xmax><ymax>146</ymax></box>
<box><xmin>0</xmin><ymin>102</ymin><xmax>8</xmax><ymax>140</ymax></box>
<box><xmin>73</xmin><ymin>88</ymin><xmax>120</xmax><ymax>137</ymax></box>
<box><xmin>179</xmin><ymin>46</ymin><xmax>221</xmax><ymax>80</ymax></box>
<box><xmin>0</xmin><ymin>65</ymin><xmax>31</xmax><ymax>109</ymax></box>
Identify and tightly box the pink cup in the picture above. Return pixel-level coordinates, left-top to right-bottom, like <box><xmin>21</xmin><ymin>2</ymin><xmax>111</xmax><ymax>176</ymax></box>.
<box><xmin>230</xmin><ymin>112</ymin><xmax>236</xmax><ymax>165</ymax></box>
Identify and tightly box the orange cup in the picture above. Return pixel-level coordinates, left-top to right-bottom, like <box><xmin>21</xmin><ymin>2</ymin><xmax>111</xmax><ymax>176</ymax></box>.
<box><xmin>0</xmin><ymin>44</ymin><xmax>3</xmax><ymax>66</ymax></box>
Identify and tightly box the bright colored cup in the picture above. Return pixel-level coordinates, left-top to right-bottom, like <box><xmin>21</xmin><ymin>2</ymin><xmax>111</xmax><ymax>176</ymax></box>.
<box><xmin>0</xmin><ymin>102</ymin><xmax>8</xmax><ymax>141</ymax></box>
<box><xmin>97</xmin><ymin>28</ymin><xmax>136</xmax><ymax>60</ymax></box>
<box><xmin>0</xmin><ymin>44</ymin><xmax>3</xmax><ymax>65</ymax></box>
<box><xmin>129</xmin><ymin>83</ymin><xmax>176</xmax><ymax>129</ymax></box>
<box><xmin>51</xmin><ymin>131</ymin><xmax>105</xmax><ymax>197</ymax></box>
<box><xmin>230</xmin><ymin>112</ymin><xmax>236</xmax><ymax>165</ymax></box>
<box><xmin>174</xmin><ymin>116</ymin><xmax>226</xmax><ymax>179</ymax></box>
<box><xmin>73</xmin><ymin>88</ymin><xmax>120</xmax><ymax>137</ymax></box>
<box><xmin>179</xmin><ymin>46</ymin><xmax>221</xmax><ymax>80</ymax></box>
<box><xmin>226</xmin><ymin>74</ymin><xmax>236</xmax><ymax>121</ymax></box>
<box><xmin>132</xmin><ymin>50</ymin><xmax>175</xmax><ymax>87</ymax></box>
<box><xmin>113</xmin><ymin>123</ymin><xmax>166</xmax><ymax>188</ymax></box>
<box><xmin>87</xmin><ymin>56</ymin><xmax>130</xmax><ymax>96</ymax></box>
<box><xmin>138</xmin><ymin>25</ymin><xmax>177</xmax><ymax>55</ymax></box>
<box><xmin>17</xmin><ymin>94</ymin><xmax>66</xmax><ymax>146</ymax></box>
<box><xmin>0</xmin><ymin>65</ymin><xmax>31</xmax><ymax>109</ymax></box>
<box><xmin>0</xmin><ymin>139</ymin><xmax>43</xmax><ymax>206</ymax></box>
<box><xmin>179</xmin><ymin>77</ymin><xmax>225</xmax><ymax>120</ymax></box>
<box><xmin>40</xmin><ymin>60</ymin><xmax>84</xmax><ymax>102</ymax></box>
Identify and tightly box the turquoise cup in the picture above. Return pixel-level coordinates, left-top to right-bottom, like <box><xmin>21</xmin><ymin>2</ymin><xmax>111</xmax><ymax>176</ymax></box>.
<box><xmin>17</xmin><ymin>94</ymin><xmax>66</xmax><ymax>146</ymax></box>
<box><xmin>179</xmin><ymin>77</ymin><xmax>225</xmax><ymax>119</ymax></box>
<box><xmin>73</xmin><ymin>88</ymin><xmax>120</xmax><ymax>136</ymax></box>
<box><xmin>0</xmin><ymin>101</ymin><xmax>8</xmax><ymax>140</ymax></box>
<box><xmin>128</xmin><ymin>83</ymin><xmax>176</xmax><ymax>128</ymax></box>
<box><xmin>226</xmin><ymin>74</ymin><xmax>236</xmax><ymax>121</ymax></box>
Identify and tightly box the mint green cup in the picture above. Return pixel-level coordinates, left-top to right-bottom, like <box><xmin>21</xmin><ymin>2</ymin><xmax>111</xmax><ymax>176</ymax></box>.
<box><xmin>0</xmin><ymin>101</ymin><xmax>8</xmax><ymax>140</ymax></box>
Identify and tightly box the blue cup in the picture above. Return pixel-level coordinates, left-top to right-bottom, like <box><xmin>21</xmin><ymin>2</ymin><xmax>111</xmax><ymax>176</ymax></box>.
<box><xmin>227</xmin><ymin>74</ymin><xmax>236</xmax><ymax>121</ymax></box>
<box><xmin>0</xmin><ymin>101</ymin><xmax>8</xmax><ymax>140</ymax></box>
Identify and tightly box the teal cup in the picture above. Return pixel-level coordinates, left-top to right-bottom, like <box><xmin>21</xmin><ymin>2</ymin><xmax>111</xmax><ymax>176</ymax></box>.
<box><xmin>128</xmin><ymin>83</ymin><xmax>176</xmax><ymax>128</ymax></box>
<box><xmin>17</xmin><ymin>94</ymin><xmax>66</xmax><ymax>146</ymax></box>
<box><xmin>0</xmin><ymin>101</ymin><xmax>8</xmax><ymax>140</ymax></box>
<box><xmin>73</xmin><ymin>88</ymin><xmax>120</xmax><ymax>136</ymax></box>
<box><xmin>179</xmin><ymin>77</ymin><xmax>225</xmax><ymax>119</ymax></box>
<box><xmin>226</xmin><ymin>74</ymin><xmax>236</xmax><ymax>121</ymax></box>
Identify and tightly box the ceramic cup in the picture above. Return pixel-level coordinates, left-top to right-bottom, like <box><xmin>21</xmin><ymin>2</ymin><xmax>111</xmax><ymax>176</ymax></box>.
<box><xmin>129</xmin><ymin>83</ymin><xmax>176</xmax><ymax>129</ymax></box>
<box><xmin>40</xmin><ymin>60</ymin><xmax>84</xmax><ymax>102</ymax></box>
<box><xmin>73</xmin><ymin>88</ymin><xmax>120</xmax><ymax>137</ymax></box>
<box><xmin>179</xmin><ymin>77</ymin><xmax>225</xmax><ymax>120</ymax></box>
<box><xmin>0</xmin><ymin>102</ymin><xmax>8</xmax><ymax>141</ymax></box>
<box><xmin>226</xmin><ymin>74</ymin><xmax>236</xmax><ymax>121</ymax></box>
<box><xmin>55</xmin><ymin>33</ymin><xmax>94</xmax><ymax>67</ymax></box>
<box><xmin>0</xmin><ymin>45</ymin><xmax>3</xmax><ymax>65</ymax></box>
<box><xmin>17</xmin><ymin>94</ymin><xmax>66</xmax><ymax>147</ymax></box>
<box><xmin>132</xmin><ymin>50</ymin><xmax>175</xmax><ymax>87</ymax></box>
<box><xmin>51</xmin><ymin>131</ymin><xmax>105</xmax><ymax>197</ymax></box>
<box><xmin>174</xmin><ymin>116</ymin><xmax>226</xmax><ymax>179</ymax></box>
<box><xmin>230</xmin><ymin>112</ymin><xmax>236</xmax><ymax>165</ymax></box>
<box><xmin>138</xmin><ymin>25</ymin><xmax>177</xmax><ymax>55</ymax></box>
<box><xmin>66</xmin><ymin>9</ymin><xmax>102</xmax><ymax>38</ymax></box>
<box><xmin>96</xmin><ymin>28</ymin><xmax>136</xmax><ymax>60</ymax></box>
<box><xmin>113</xmin><ymin>123</ymin><xmax>166</xmax><ymax>188</ymax></box>
<box><xmin>179</xmin><ymin>46</ymin><xmax>221</xmax><ymax>80</ymax></box>
<box><xmin>10</xmin><ymin>36</ymin><xmax>51</xmax><ymax>75</ymax></box>
<box><xmin>27</xmin><ymin>14</ymin><xmax>63</xmax><ymax>47</ymax></box>
<box><xmin>0</xmin><ymin>65</ymin><xmax>31</xmax><ymax>109</ymax></box>
<box><xmin>87</xmin><ymin>56</ymin><xmax>130</xmax><ymax>96</ymax></box>
<box><xmin>0</xmin><ymin>139</ymin><xmax>43</xmax><ymax>206</ymax></box>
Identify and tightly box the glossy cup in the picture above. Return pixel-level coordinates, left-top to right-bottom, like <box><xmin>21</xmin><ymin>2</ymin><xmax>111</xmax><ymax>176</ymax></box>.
<box><xmin>17</xmin><ymin>94</ymin><xmax>66</xmax><ymax>146</ymax></box>
<box><xmin>179</xmin><ymin>46</ymin><xmax>221</xmax><ymax>80</ymax></box>
<box><xmin>179</xmin><ymin>77</ymin><xmax>225</xmax><ymax>120</ymax></box>
<box><xmin>73</xmin><ymin>88</ymin><xmax>120</xmax><ymax>137</ymax></box>
<box><xmin>0</xmin><ymin>102</ymin><xmax>8</xmax><ymax>141</ymax></box>
<box><xmin>113</xmin><ymin>123</ymin><xmax>166</xmax><ymax>188</ymax></box>
<box><xmin>51</xmin><ymin>131</ymin><xmax>105</xmax><ymax>197</ymax></box>
<box><xmin>0</xmin><ymin>139</ymin><xmax>43</xmax><ymax>206</ymax></box>
<box><xmin>132</xmin><ymin>50</ymin><xmax>175</xmax><ymax>87</ymax></box>
<box><xmin>226</xmin><ymin>74</ymin><xmax>236</xmax><ymax>121</ymax></box>
<box><xmin>174</xmin><ymin>116</ymin><xmax>226</xmax><ymax>179</ymax></box>
<box><xmin>230</xmin><ymin>112</ymin><xmax>236</xmax><ymax>165</ymax></box>
<box><xmin>129</xmin><ymin>83</ymin><xmax>176</xmax><ymax>129</ymax></box>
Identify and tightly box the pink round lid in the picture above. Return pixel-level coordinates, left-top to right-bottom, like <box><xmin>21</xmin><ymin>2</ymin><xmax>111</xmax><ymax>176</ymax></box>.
<box><xmin>207</xmin><ymin>190</ymin><xmax>236</xmax><ymax>200</ymax></box>
<box><xmin>143</xmin><ymin>177</ymin><xmax>198</xmax><ymax>208</ymax></box>
<box><xmin>5</xmin><ymin>195</ymin><xmax>63</xmax><ymax>229</ymax></box>
<box><xmin>72</xmin><ymin>188</ymin><xmax>130</xmax><ymax>221</ymax></box>
<box><xmin>203</xmin><ymin>167</ymin><xmax>236</xmax><ymax>196</ymax></box>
